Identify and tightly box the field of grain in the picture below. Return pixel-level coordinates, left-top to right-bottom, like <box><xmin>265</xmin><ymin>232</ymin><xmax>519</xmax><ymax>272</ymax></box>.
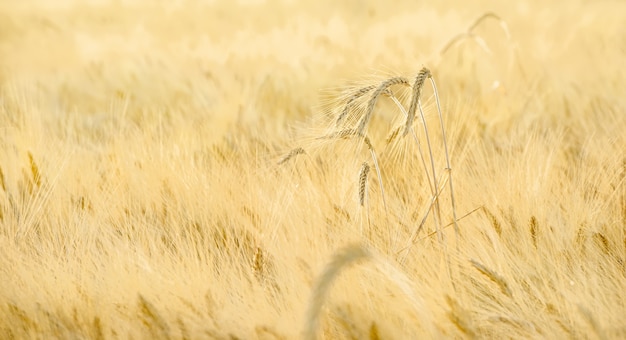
<box><xmin>1</xmin><ymin>0</ymin><xmax>625</xmax><ymax>339</ymax></box>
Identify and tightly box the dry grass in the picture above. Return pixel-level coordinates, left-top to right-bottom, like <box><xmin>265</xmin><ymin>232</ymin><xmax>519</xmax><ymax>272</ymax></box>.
<box><xmin>1</xmin><ymin>0</ymin><xmax>626</xmax><ymax>339</ymax></box>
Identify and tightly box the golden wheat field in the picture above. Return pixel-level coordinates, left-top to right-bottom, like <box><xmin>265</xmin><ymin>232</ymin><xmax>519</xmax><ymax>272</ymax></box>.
<box><xmin>1</xmin><ymin>0</ymin><xmax>625</xmax><ymax>339</ymax></box>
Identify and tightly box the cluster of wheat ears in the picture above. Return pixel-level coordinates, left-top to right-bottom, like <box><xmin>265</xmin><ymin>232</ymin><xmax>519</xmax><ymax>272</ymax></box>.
<box><xmin>275</xmin><ymin>14</ymin><xmax>520</xmax><ymax>339</ymax></box>
<box><xmin>287</xmin><ymin>67</ymin><xmax>466</xmax><ymax>340</ymax></box>
<box><xmin>268</xmin><ymin>12</ymin><xmax>618</xmax><ymax>338</ymax></box>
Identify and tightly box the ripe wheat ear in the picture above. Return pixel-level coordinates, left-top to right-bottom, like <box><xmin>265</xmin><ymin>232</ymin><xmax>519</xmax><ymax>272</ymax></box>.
<box><xmin>356</xmin><ymin>77</ymin><xmax>410</xmax><ymax>136</ymax></box>
<box><xmin>336</xmin><ymin>85</ymin><xmax>376</xmax><ymax>128</ymax></box>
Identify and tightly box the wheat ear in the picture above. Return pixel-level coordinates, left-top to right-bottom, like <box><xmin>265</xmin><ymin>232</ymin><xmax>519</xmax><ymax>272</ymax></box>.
<box><xmin>278</xmin><ymin>147</ymin><xmax>306</xmax><ymax>165</ymax></box>
<box><xmin>469</xmin><ymin>259</ymin><xmax>512</xmax><ymax>297</ymax></box>
<box><xmin>336</xmin><ymin>85</ymin><xmax>376</xmax><ymax>127</ymax></box>
<box><xmin>356</xmin><ymin>77</ymin><xmax>410</xmax><ymax>136</ymax></box>
<box><xmin>358</xmin><ymin>162</ymin><xmax>370</xmax><ymax>207</ymax></box>
<box><xmin>404</xmin><ymin>68</ymin><xmax>431</xmax><ymax>136</ymax></box>
<box><xmin>363</xmin><ymin>137</ymin><xmax>389</xmax><ymax>217</ymax></box>
<box><xmin>406</xmin><ymin>70</ymin><xmax>442</xmax><ymax>236</ymax></box>
<box><xmin>439</xmin><ymin>12</ymin><xmax>511</xmax><ymax>59</ymax></box>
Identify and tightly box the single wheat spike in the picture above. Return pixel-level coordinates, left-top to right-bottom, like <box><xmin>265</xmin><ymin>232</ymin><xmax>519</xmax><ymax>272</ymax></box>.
<box><xmin>356</xmin><ymin>77</ymin><xmax>410</xmax><ymax>136</ymax></box>
<box><xmin>328</xmin><ymin>128</ymin><xmax>358</xmax><ymax>139</ymax></box>
<box><xmin>385</xmin><ymin>125</ymin><xmax>403</xmax><ymax>145</ymax></box>
<box><xmin>363</xmin><ymin>137</ymin><xmax>387</xmax><ymax>210</ymax></box>
<box><xmin>359</xmin><ymin>162</ymin><xmax>370</xmax><ymax>206</ymax></box>
<box><xmin>252</xmin><ymin>246</ymin><xmax>265</xmax><ymax>281</ymax></box>
<box><xmin>277</xmin><ymin>147</ymin><xmax>306</xmax><ymax>165</ymax></box>
<box><xmin>529</xmin><ymin>216</ymin><xmax>538</xmax><ymax>248</ymax></box>
<box><xmin>470</xmin><ymin>259</ymin><xmax>512</xmax><ymax>297</ymax></box>
<box><xmin>405</xmin><ymin>68</ymin><xmax>431</xmax><ymax>136</ymax></box>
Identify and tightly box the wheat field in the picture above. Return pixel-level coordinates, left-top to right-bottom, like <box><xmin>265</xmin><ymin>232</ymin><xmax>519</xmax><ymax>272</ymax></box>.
<box><xmin>1</xmin><ymin>0</ymin><xmax>625</xmax><ymax>339</ymax></box>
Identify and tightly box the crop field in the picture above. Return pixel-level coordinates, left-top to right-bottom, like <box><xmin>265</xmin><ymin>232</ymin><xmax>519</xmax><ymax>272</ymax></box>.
<box><xmin>0</xmin><ymin>0</ymin><xmax>625</xmax><ymax>339</ymax></box>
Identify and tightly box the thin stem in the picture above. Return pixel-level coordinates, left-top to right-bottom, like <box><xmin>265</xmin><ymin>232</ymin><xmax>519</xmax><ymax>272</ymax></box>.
<box><xmin>430</xmin><ymin>78</ymin><xmax>460</xmax><ymax>243</ymax></box>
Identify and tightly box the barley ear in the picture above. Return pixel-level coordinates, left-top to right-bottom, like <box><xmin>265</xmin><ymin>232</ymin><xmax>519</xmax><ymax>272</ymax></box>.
<box><xmin>278</xmin><ymin>147</ymin><xmax>306</xmax><ymax>165</ymax></box>
<box><xmin>404</xmin><ymin>68</ymin><xmax>431</xmax><ymax>136</ymax></box>
<box><xmin>337</xmin><ymin>85</ymin><xmax>376</xmax><ymax>127</ymax></box>
<box><xmin>469</xmin><ymin>259</ymin><xmax>512</xmax><ymax>297</ymax></box>
<box><xmin>357</xmin><ymin>77</ymin><xmax>410</xmax><ymax>136</ymax></box>
<box><xmin>358</xmin><ymin>162</ymin><xmax>370</xmax><ymax>207</ymax></box>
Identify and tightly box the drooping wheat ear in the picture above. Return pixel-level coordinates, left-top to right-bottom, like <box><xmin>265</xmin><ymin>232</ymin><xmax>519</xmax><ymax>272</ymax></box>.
<box><xmin>467</xmin><ymin>12</ymin><xmax>511</xmax><ymax>39</ymax></box>
<box><xmin>358</xmin><ymin>162</ymin><xmax>370</xmax><ymax>207</ymax></box>
<box><xmin>336</xmin><ymin>85</ymin><xmax>377</xmax><ymax>127</ymax></box>
<box><xmin>439</xmin><ymin>12</ymin><xmax>512</xmax><ymax>59</ymax></box>
<box><xmin>356</xmin><ymin>77</ymin><xmax>410</xmax><ymax>136</ymax></box>
<box><xmin>385</xmin><ymin>125</ymin><xmax>403</xmax><ymax>145</ymax></box>
<box><xmin>399</xmin><ymin>169</ymin><xmax>451</xmax><ymax>265</ymax></box>
<box><xmin>469</xmin><ymin>259</ymin><xmax>512</xmax><ymax>297</ymax></box>
<box><xmin>404</xmin><ymin>68</ymin><xmax>431</xmax><ymax>136</ymax></box>
<box><xmin>278</xmin><ymin>147</ymin><xmax>306</xmax><ymax>165</ymax></box>
<box><xmin>304</xmin><ymin>244</ymin><xmax>434</xmax><ymax>340</ymax></box>
<box><xmin>304</xmin><ymin>245</ymin><xmax>371</xmax><ymax>340</ymax></box>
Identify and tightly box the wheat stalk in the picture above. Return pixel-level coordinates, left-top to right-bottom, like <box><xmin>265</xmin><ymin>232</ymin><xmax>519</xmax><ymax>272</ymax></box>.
<box><xmin>384</xmin><ymin>88</ymin><xmax>436</xmax><ymax>199</ymax></box>
<box><xmin>413</xmin><ymin>77</ymin><xmax>444</xmax><ymax>245</ymax></box>
<box><xmin>429</xmin><ymin>76</ymin><xmax>460</xmax><ymax>241</ymax></box>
